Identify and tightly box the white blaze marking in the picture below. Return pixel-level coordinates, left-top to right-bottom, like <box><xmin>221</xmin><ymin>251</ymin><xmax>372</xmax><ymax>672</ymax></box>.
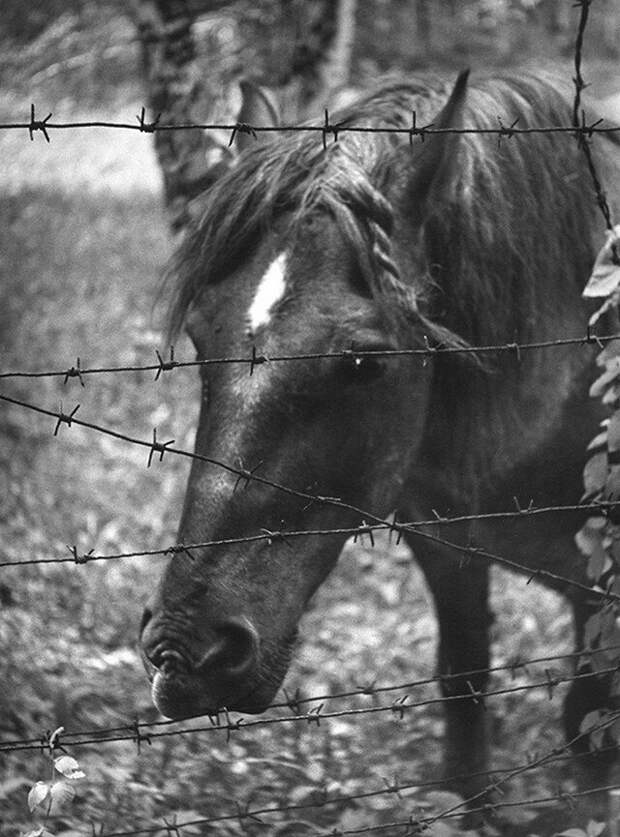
<box><xmin>247</xmin><ymin>252</ymin><xmax>288</xmax><ymax>333</ymax></box>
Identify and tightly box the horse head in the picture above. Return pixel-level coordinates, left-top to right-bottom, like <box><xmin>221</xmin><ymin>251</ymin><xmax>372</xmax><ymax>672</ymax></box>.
<box><xmin>140</xmin><ymin>74</ymin><xmax>468</xmax><ymax>719</ymax></box>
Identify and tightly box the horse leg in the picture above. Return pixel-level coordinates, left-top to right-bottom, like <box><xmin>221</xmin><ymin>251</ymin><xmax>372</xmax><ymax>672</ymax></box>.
<box><xmin>413</xmin><ymin>546</ymin><xmax>492</xmax><ymax>800</ymax></box>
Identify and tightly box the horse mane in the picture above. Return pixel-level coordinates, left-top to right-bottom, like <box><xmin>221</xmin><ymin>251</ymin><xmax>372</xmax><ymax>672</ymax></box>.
<box><xmin>168</xmin><ymin>71</ymin><xmax>617</xmax><ymax>357</ymax></box>
<box><xmin>167</xmin><ymin>74</ymin><xmax>456</xmax><ymax>343</ymax></box>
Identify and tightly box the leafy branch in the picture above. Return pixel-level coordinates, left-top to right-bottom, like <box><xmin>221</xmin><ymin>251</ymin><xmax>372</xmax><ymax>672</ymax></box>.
<box><xmin>576</xmin><ymin>225</ymin><xmax>620</xmax><ymax>711</ymax></box>
<box><xmin>22</xmin><ymin>727</ymin><xmax>86</xmax><ymax>837</ymax></box>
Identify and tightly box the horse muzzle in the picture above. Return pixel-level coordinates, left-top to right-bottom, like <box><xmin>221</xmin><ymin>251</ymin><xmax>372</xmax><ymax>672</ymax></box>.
<box><xmin>140</xmin><ymin>611</ymin><xmax>266</xmax><ymax>718</ymax></box>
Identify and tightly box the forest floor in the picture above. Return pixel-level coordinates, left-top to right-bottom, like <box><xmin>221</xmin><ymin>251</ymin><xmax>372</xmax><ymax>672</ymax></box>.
<box><xmin>1</xmin><ymin>53</ymin><xmax>620</xmax><ymax>837</ymax></box>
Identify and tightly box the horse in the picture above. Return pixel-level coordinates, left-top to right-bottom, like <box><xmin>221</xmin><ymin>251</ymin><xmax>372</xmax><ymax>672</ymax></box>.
<box><xmin>140</xmin><ymin>70</ymin><xmax>620</xmax><ymax>802</ymax></box>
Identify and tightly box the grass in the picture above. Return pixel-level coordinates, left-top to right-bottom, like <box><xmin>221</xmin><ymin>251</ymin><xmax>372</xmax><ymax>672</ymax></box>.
<box><xmin>0</xmin><ymin>84</ymin><xmax>607</xmax><ymax>837</ymax></box>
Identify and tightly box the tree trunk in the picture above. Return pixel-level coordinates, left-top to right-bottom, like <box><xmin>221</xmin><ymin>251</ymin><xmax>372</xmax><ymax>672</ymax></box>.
<box><xmin>130</xmin><ymin>0</ymin><xmax>346</xmax><ymax>234</ymax></box>
<box><xmin>130</xmin><ymin>0</ymin><xmax>230</xmax><ymax>234</ymax></box>
<box><xmin>416</xmin><ymin>0</ymin><xmax>431</xmax><ymax>55</ymax></box>
<box><xmin>321</xmin><ymin>0</ymin><xmax>356</xmax><ymax>100</ymax></box>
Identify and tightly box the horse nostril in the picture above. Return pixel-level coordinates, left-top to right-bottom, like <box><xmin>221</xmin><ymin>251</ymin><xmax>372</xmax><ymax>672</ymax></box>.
<box><xmin>198</xmin><ymin>617</ymin><xmax>259</xmax><ymax>678</ymax></box>
<box><xmin>140</xmin><ymin>607</ymin><xmax>152</xmax><ymax>636</ymax></box>
<box><xmin>159</xmin><ymin>648</ymin><xmax>189</xmax><ymax>676</ymax></box>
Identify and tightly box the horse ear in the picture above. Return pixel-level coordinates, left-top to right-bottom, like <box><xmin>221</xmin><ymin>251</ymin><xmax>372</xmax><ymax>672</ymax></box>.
<box><xmin>235</xmin><ymin>79</ymin><xmax>281</xmax><ymax>152</ymax></box>
<box><xmin>404</xmin><ymin>70</ymin><xmax>469</xmax><ymax>208</ymax></box>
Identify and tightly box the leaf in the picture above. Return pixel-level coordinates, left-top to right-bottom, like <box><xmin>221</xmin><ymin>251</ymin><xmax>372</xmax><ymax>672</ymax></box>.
<box><xmin>589</xmin><ymin>288</ymin><xmax>620</xmax><ymax>326</ymax></box>
<box><xmin>590</xmin><ymin>358</ymin><xmax>620</xmax><ymax>398</ymax></box>
<box><xmin>557</xmin><ymin>829</ymin><xmax>587</xmax><ymax>837</ymax></box>
<box><xmin>54</xmin><ymin>755</ymin><xmax>85</xmax><ymax>780</ymax></box>
<box><xmin>608</xmin><ymin>413</ymin><xmax>620</xmax><ymax>452</ymax></box>
<box><xmin>288</xmin><ymin>784</ymin><xmax>323</xmax><ymax>805</ymax></box>
<box><xmin>583</xmin><ymin>225</ymin><xmax>620</xmax><ymax>298</ymax></box>
<box><xmin>580</xmin><ymin>709</ymin><xmax>603</xmax><ymax>734</ymax></box>
<box><xmin>582</xmin><ymin>452</ymin><xmax>608</xmax><ymax>499</ymax></box>
<box><xmin>603</xmin><ymin>383</ymin><xmax>620</xmax><ymax>407</ymax></box>
<box><xmin>584</xmin><ymin>612</ymin><xmax>602</xmax><ymax>648</ymax></box>
<box><xmin>585</xmin><ymin>264</ymin><xmax>620</xmax><ymax>301</ymax></box>
<box><xmin>22</xmin><ymin>828</ymin><xmax>55</xmax><ymax>837</ymax></box>
<box><xmin>599</xmin><ymin>613</ymin><xmax>620</xmax><ymax>647</ymax></box>
<box><xmin>28</xmin><ymin>781</ymin><xmax>51</xmax><ymax>813</ymax></box>
<box><xmin>587</xmin><ymin>542</ymin><xmax>611</xmax><ymax>582</ymax></box>
<box><xmin>611</xmin><ymin>716</ymin><xmax>620</xmax><ymax>745</ymax></box>
<box><xmin>576</xmin><ymin>517</ymin><xmax>607</xmax><ymax>559</ymax></box>
<box><xmin>587</xmin><ymin>428</ymin><xmax>608</xmax><ymax>451</ymax></box>
<box><xmin>46</xmin><ymin>781</ymin><xmax>75</xmax><ymax>815</ymax></box>
<box><xmin>586</xmin><ymin>821</ymin><xmax>607</xmax><ymax>837</ymax></box>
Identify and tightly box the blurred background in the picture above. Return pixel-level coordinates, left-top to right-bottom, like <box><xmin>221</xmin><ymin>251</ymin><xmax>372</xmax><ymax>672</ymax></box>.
<box><xmin>1</xmin><ymin>2</ymin><xmax>619</xmax><ymax>836</ymax></box>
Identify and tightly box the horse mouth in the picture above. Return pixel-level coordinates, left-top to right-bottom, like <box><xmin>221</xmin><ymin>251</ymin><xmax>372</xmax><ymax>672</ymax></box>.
<box><xmin>141</xmin><ymin>626</ymin><xmax>298</xmax><ymax>719</ymax></box>
<box><xmin>151</xmin><ymin>668</ymin><xmax>277</xmax><ymax>719</ymax></box>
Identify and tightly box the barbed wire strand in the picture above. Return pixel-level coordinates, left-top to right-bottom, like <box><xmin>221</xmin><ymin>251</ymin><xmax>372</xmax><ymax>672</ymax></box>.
<box><xmin>88</xmin><ymin>759</ymin><xmax>620</xmax><ymax>837</ymax></box>
<box><xmin>91</xmin><ymin>781</ymin><xmax>620</xmax><ymax>837</ymax></box>
<box><xmin>4</xmin><ymin>112</ymin><xmax>620</xmax><ymax>142</ymax></box>
<box><xmin>0</xmin><ymin>499</ymin><xmax>617</xmax><ymax>570</ymax></box>
<box><xmin>2</xmin><ymin>663</ymin><xmax>619</xmax><ymax>755</ymax></box>
<box><xmin>2</xmin><ymin>330</ymin><xmax>620</xmax><ymax>381</ymax></box>
<box><xmin>3</xmin><ymin>5</ymin><xmax>620</xmax><ymax>834</ymax></box>
<box><xmin>2</xmin><ymin>643</ymin><xmax>617</xmax><ymax>752</ymax></box>
<box><xmin>415</xmin><ymin>705</ymin><xmax>620</xmax><ymax>837</ymax></box>
<box><xmin>44</xmin><ymin>714</ymin><xmax>620</xmax><ymax>837</ymax></box>
<box><xmin>572</xmin><ymin>0</ymin><xmax>617</xmax><ymax>238</ymax></box>
<box><xmin>0</xmin><ymin>390</ymin><xmax>616</xmax><ymax>604</ymax></box>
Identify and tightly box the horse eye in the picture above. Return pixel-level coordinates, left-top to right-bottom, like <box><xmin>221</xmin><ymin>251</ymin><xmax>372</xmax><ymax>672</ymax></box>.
<box><xmin>338</xmin><ymin>353</ymin><xmax>387</xmax><ymax>383</ymax></box>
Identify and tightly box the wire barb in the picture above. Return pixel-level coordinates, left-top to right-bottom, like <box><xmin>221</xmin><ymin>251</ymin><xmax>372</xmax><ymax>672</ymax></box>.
<box><xmin>67</xmin><ymin>544</ymin><xmax>94</xmax><ymax>565</ymax></box>
<box><xmin>42</xmin><ymin>725</ymin><xmax>66</xmax><ymax>755</ymax></box>
<box><xmin>248</xmin><ymin>345</ymin><xmax>267</xmax><ymax>375</ymax></box>
<box><xmin>63</xmin><ymin>357</ymin><xmax>85</xmax><ymax>387</ymax></box>
<box><xmin>146</xmin><ymin>427</ymin><xmax>175</xmax><ymax>467</ymax></box>
<box><xmin>28</xmin><ymin>103</ymin><xmax>52</xmax><ymax>142</ymax></box>
<box><xmin>154</xmin><ymin>346</ymin><xmax>179</xmax><ymax>380</ymax></box>
<box><xmin>228</xmin><ymin>122</ymin><xmax>257</xmax><ymax>146</ymax></box>
<box><xmin>53</xmin><ymin>402</ymin><xmax>80</xmax><ymax>436</ymax></box>
<box><xmin>136</xmin><ymin>106</ymin><xmax>161</xmax><ymax>133</ymax></box>
<box><xmin>132</xmin><ymin>718</ymin><xmax>152</xmax><ymax>754</ymax></box>
<box><xmin>321</xmin><ymin>109</ymin><xmax>345</xmax><ymax>149</ymax></box>
<box><xmin>233</xmin><ymin>459</ymin><xmax>264</xmax><ymax>492</ymax></box>
<box><xmin>260</xmin><ymin>527</ymin><xmax>293</xmax><ymax>549</ymax></box>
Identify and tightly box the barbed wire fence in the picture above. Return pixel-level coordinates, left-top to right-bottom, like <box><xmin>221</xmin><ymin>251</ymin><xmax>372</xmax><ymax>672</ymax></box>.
<box><xmin>3</xmin><ymin>648</ymin><xmax>620</xmax><ymax>835</ymax></box>
<box><xmin>2</xmin><ymin>0</ymin><xmax>620</xmax><ymax>835</ymax></box>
